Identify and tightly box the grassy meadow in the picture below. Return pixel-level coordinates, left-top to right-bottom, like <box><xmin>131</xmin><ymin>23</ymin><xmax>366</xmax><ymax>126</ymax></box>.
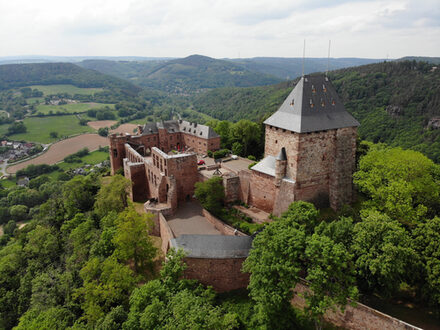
<box><xmin>0</xmin><ymin>115</ymin><xmax>95</xmax><ymax>143</ymax></box>
<box><xmin>35</xmin><ymin>102</ymin><xmax>114</xmax><ymax>115</ymax></box>
<box><xmin>47</xmin><ymin>149</ymin><xmax>109</xmax><ymax>179</ymax></box>
<box><xmin>29</xmin><ymin>84</ymin><xmax>104</xmax><ymax>95</ymax></box>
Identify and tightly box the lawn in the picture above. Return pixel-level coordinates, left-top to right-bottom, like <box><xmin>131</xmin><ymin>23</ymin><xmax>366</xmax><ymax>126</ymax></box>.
<box><xmin>0</xmin><ymin>178</ymin><xmax>16</xmax><ymax>188</ymax></box>
<box><xmin>26</xmin><ymin>97</ymin><xmax>44</xmax><ymax>105</ymax></box>
<box><xmin>4</xmin><ymin>115</ymin><xmax>95</xmax><ymax>143</ymax></box>
<box><xmin>29</xmin><ymin>84</ymin><xmax>104</xmax><ymax>95</ymax></box>
<box><xmin>35</xmin><ymin>102</ymin><xmax>114</xmax><ymax>115</ymax></box>
<box><xmin>47</xmin><ymin>150</ymin><xmax>109</xmax><ymax>179</ymax></box>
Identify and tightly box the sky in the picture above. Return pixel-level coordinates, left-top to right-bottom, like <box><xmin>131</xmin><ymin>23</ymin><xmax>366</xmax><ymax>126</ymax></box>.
<box><xmin>0</xmin><ymin>0</ymin><xmax>438</xmax><ymax>59</ymax></box>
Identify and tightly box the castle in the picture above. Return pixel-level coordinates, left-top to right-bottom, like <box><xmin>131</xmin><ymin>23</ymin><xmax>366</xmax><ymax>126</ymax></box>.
<box><xmin>109</xmin><ymin>75</ymin><xmax>359</xmax><ymax>215</ymax></box>
<box><xmin>109</xmin><ymin>120</ymin><xmax>220</xmax><ymax>212</ymax></box>
<box><xmin>247</xmin><ymin>74</ymin><xmax>359</xmax><ymax>213</ymax></box>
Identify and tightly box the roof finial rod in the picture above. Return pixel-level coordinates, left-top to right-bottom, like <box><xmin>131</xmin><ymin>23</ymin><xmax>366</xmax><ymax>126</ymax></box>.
<box><xmin>302</xmin><ymin>39</ymin><xmax>306</xmax><ymax>77</ymax></box>
<box><xmin>326</xmin><ymin>40</ymin><xmax>331</xmax><ymax>77</ymax></box>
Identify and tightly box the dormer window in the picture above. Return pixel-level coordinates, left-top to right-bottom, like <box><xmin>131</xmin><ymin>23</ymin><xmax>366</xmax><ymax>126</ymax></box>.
<box><xmin>311</xmin><ymin>85</ymin><xmax>316</xmax><ymax>94</ymax></box>
<box><xmin>199</xmin><ymin>132</ymin><xmax>202</xmax><ymax>136</ymax></box>
<box><xmin>321</xmin><ymin>99</ymin><xmax>325</xmax><ymax>107</ymax></box>
<box><xmin>331</xmin><ymin>99</ymin><xmax>336</xmax><ymax>106</ymax></box>
<box><xmin>322</xmin><ymin>84</ymin><xmax>327</xmax><ymax>92</ymax></box>
<box><xmin>290</xmin><ymin>99</ymin><xmax>294</xmax><ymax>106</ymax></box>
<box><xmin>310</xmin><ymin>99</ymin><xmax>314</xmax><ymax>108</ymax></box>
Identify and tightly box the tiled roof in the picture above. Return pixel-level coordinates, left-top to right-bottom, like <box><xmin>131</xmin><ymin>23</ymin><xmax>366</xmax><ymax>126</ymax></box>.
<box><xmin>141</xmin><ymin>120</ymin><xmax>219</xmax><ymax>139</ymax></box>
<box><xmin>264</xmin><ymin>75</ymin><xmax>360</xmax><ymax>133</ymax></box>
<box><xmin>170</xmin><ymin>234</ymin><xmax>252</xmax><ymax>259</ymax></box>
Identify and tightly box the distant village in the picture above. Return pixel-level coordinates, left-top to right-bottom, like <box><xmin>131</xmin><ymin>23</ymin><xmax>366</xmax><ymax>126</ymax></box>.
<box><xmin>0</xmin><ymin>140</ymin><xmax>43</xmax><ymax>164</ymax></box>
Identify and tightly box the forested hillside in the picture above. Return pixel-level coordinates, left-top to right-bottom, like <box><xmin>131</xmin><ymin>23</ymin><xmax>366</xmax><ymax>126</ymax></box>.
<box><xmin>329</xmin><ymin>60</ymin><xmax>440</xmax><ymax>161</ymax></box>
<box><xmin>227</xmin><ymin>57</ymin><xmax>384</xmax><ymax>80</ymax></box>
<box><xmin>192</xmin><ymin>61</ymin><xmax>440</xmax><ymax>162</ymax></box>
<box><xmin>78</xmin><ymin>60</ymin><xmax>164</xmax><ymax>82</ymax></box>
<box><xmin>0</xmin><ymin>63</ymin><xmax>140</xmax><ymax>94</ymax></box>
<box><xmin>80</xmin><ymin>55</ymin><xmax>282</xmax><ymax>94</ymax></box>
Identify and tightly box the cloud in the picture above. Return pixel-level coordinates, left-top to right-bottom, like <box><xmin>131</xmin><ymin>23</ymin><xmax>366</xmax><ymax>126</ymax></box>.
<box><xmin>0</xmin><ymin>0</ymin><xmax>438</xmax><ymax>58</ymax></box>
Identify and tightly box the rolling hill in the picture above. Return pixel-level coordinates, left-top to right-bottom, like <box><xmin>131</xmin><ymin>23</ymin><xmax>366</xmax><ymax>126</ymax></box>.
<box><xmin>0</xmin><ymin>62</ymin><xmax>140</xmax><ymax>94</ymax></box>
<box><xmin>226</xmin><ymin>57</ymin><xmax>385</xmax><ymax>80</ymax></box>
<box><xmin>81</xmin><ymin>55</ymin><xmax>283</xmax><ymax>94</ymax></box>
<box><xmin>191</xmin><ymin>60</ymin><xmax>440</xmax><ymax>162</ymax></box>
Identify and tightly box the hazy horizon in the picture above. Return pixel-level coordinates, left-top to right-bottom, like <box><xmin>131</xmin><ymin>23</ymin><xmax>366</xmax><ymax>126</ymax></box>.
<box><xmin>0</xmin><ymin>0</ymin><xmax>438</xmax><ymax>59</ymax></box>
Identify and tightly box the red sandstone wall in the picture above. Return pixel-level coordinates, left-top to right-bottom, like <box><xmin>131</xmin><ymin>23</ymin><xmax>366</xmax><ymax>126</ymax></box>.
<box><xmin>292</xmin><ymin>281</ymin><xmax>421</xmax><ymax>330</ymax></box>
<box><xmin>167</xmin><ymin>154</ymin><xmax>198</xmax><ymax>202</ymax></box>
<box><xmin>223</xmin><ymin>174</ymin><xmax>240</xmax><ymax>203</ymax></box>
<box><xmin>329</xmin><ymin>127</ymin><xmax>358</xmax><ymax>209</ymax></box>
<box><xmin>248</xmin><ymin>171</ymin><xmax>277</xmax><ymax>213</ymax></box>
<box><xmin>264</xmin><ymin>125</ymin><xmax>299</xmax><ymax>179</ymax></box>
<box><xmin>125</xmin><ymin>162</ymin><xmax>148</xmax><ymax>202</ymax></box>
<box><xmin>183</xmin><ymin>257</ymin><xmax>250</xmax><ymax>292</ymax></box>
<box><xmin>202</xmin><ymin>209</ymin><xmax>247</xmax><ymax>236</ymax></box>
<box><xmin>272</xmin><ymin>179</ymin><xmax>296</xmax><ymax>216</ymax></box>
<box><xmin>159</xmin><ymin>213</ymin><xmax>175</xmax><ymax>254</ymax></box>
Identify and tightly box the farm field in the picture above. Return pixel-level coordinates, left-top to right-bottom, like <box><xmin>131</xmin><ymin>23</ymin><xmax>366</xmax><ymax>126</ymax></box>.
<box><xmin>2</xmin><ymin>115</ymin><xmax>95</xmax><ymax>143</ymax></box>
<box><xmin>7</xmin><ymin>134</ymin><xmax>108</xmax><ymax>174</ymax></box>
<box><xmin>35</xmin><ymin>102</ymin><xmax>114</xmax><ymax>115</ymax></box>
<box><xmin>29</xmin><ymin>84</ymin><xmax>104</xmax><ymax>95</ymax></box>
<box><xmin>110</xmin><ymin>123</ymin><xmax>139</xmax><ymax>134</ymax></box>
<box><xmin>26</xmin><ymin>97</ymin><xmax>44</xmax><ymax>104</ymax></box>
<box><xmin>47</xmin><ymin>149</ymin><xmax>109</xmax><ymax>179</ymax></box>
<box><xmin>87</xmin><ymin>120</ymin><xmax>117</xmax><ymax>130</ymax></box>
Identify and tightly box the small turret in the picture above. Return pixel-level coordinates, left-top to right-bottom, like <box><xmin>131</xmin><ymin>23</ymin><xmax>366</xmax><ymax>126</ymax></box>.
<box><xmin>275</xmin><ymin>147</ymin><xmax>287</xmax><ymax>187</ymax></box>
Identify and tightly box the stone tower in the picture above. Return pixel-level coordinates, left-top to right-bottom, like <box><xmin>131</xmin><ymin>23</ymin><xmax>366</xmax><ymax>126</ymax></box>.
<box><xmin>250</xmin><ymin>75</ymin><xmax>359</xmax><ymax>213</ymax></box>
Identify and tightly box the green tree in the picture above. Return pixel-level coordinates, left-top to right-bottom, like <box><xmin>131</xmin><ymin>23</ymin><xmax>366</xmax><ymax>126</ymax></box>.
<box><xmin>9</xmin><ymin>204</ymin><xmax>28</xmax><ymax>221</ymax></box>
<box><xmin>231</xmin><ymin>141</ymin><xmax>243</xmax><ymax>156</ymax></box>
<box><xmin>124</xmin><ymin>249</ymin><xmax>238</xmax><ymax>330</ymax></box>
<box><xmin>94</xmin><ymin>174</ymin><xmax>131</xmax><ymax>218</ymax></box>
<box><xmin>23</xmin><ymin>225</ymin><xmax>61</xmax><ymax>272</ymax></box>
<box><xmin>351</xmin><ymin>211</ymin><xmax>417</xmax><ymax>295</ymax></box>
<box><xmin>98</xmin><ymin>127</ymin><xmax>109</xmax><ymax>137</ymax></box>
<box><xmin>74</xmin><ymin>256</ymin><xmax>137</xmax><ymax>325</ymax></box>
<box><xmin>194</xmin><ymin>176</ymin><xmax>225</xmax><ymax>215</ymax></box>
<box><xmin>413</xmin><ymin>217</ymin><xmax>440</xmax><ymax>306</ymax></box>
<box><xmin>304</xmin><ymin>234</ymin><xmax>358</xmax><ymax>328</ymax></box>
<box><xmin>15</xmin><ymin>307</ymin><xmax>75</xmax><ymax>330</ymax></box>
<box><xmin>112</xmin><ymin>207</ymin><xmax>156</xmax><ymax>275</ymax></box>
<box><xmin>354</xmin><ymin>146</ymin><xmax>440</xmax><ymax>224</ymax></box>
<box><xmin>230</xmin><ymin>120</ymin><xmax>261</xmax><ymax>156</ymax></box>
<box><xmin>243</xmin><ymin>213</ymin><xmax>306</xmax><ymax>327</ymax></box>
<box><xmin>63</xmin><ymin>175</ymin><xmax>99</xmax><ymax>218</ymax></box>
<box><xmin>7</xmin><ymin>121</ymin><xmax>26</xmax><ymax>135</ymax></box>
<box><xmin>280</xmin><ymin>201</ymin><xmax>320</xmax><ymax>235</ymax></box>
<box><xmin>3</xmin><ymin>219</ymin><xmax>17</xmax><ymax>236</ymax></box>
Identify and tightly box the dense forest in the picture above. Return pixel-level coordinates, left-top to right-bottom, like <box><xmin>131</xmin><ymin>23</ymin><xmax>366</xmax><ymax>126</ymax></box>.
<box><xmin>190</xmin><ymin>61</ymin><xmax>440</xmax><ymax>162</ymax></box>
<box><xmin>81</xmin><ymin>55</ymin><xmax>282</xmax><ymax>94</ymax></box>
<box><xmin>0</xmin><ymin>63</ymin><xmax>140</xmax><ymax>94</ymax></box>
<box><xmin>227</xmin><ymin>57</ymin><xmax>384</xmax><ymax>80</ymax></box>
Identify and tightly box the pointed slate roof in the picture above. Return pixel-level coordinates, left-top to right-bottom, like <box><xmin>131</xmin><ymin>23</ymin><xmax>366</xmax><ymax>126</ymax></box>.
<box><xmin>264</xmin><ymin>75</ymin><xmax>359</xmax><ymax>133</ymax></box>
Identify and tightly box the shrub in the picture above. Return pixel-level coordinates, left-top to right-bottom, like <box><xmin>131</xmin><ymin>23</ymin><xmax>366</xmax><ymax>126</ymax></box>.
<box><xmin>194</xmin><ymin>176</ymin><xmax>225</xmax><ymax>215</ymax></box>
<box><xmin>213</xmin><ymin>149</ymin><xmax>229</xmax><ymax>160</ymax></box>
<box><xmin>98</xmin><ymin>127</ymin><xmax>109</xmax><ymax>137</ymax></box>
<box><xmin>247</xmin><ymin>155</ymin><xmax>256</xmax><ymax>161</ymax></box>
<box><xmin>248</xmin><ymin>162</ymin><xmax>257</xmax><ymax>169</ymax></box>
